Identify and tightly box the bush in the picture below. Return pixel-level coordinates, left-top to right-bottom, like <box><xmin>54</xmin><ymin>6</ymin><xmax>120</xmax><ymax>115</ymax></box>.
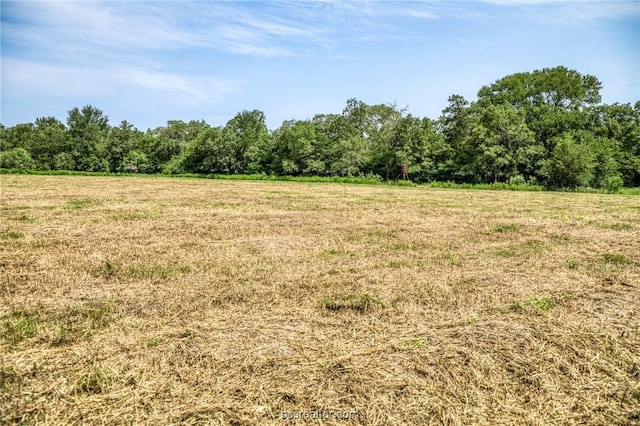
<box><xmin>508</xmin><ymin>174</ymin><xmax>527</xmax><ymax>186</ymax></box>
<box><xmin>123</xmin><ymin>150</ymin><xmax>154</xmax><ymax>174</ymax></box>
<box><xmin>52</xmin><ymin>152</ymin><xmax>75</xmax><ymax>170</ymax></box>
<box><xmin>161</xmin><ymin>155</ymin><xmax>186</xmax><ymax>174</ymax></box>
<box><xmin>605</xmin><ymin>175</ymin><xmax>624</xmax><ymax>193</ymax></box>
<box><xmin>0</xmin><ymin>148</ymin><xmax>34</xmax><ymax>169</ymax></box>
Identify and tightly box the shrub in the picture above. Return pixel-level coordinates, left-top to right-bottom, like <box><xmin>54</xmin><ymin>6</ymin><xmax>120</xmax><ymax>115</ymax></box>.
<box><xmin>52</xmin><ymin>152</ymin><xmax>76</xmax><ymax>170</ymax></box>
<box><xmin>508</xmin><ymin>174</ymin><xmax>527</xmax><ymax>186</ymax></box>
<box><xmin>0</xmin><ymin>148</ymin><xmax>34</xmax><ymax>169</ymax></box>
<box><xmin>604</xmin><ymin>175</ymin><xmax>624</xmax><ymax>193</ymax></box>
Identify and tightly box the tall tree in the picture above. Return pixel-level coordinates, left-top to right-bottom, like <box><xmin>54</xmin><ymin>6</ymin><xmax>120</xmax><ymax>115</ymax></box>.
<box><xmin>225</xmin><ymin>110</ymin><xmax>270</xmax><ymax>174</ymax></box>
<box><xmin>106</xmin><ymin>121</ymin><xmax>142</xmax><ymax>172</ymax></box>
<box><xmin>270</xmin><ymin>119</ymin><xmax>319</xmax><ymax>175</ymax></box>
<box><xmin>464</xmin><ymin>103</ymin><xmax>537</xmax><ymax>182</ymax></box>
<box><xmin>587</xmin><ymin>102</ymin><xmax>640</xmax><ymax>186</ymax></box>
<box><xmin>183</xmin><ymin>126</ymin><xmax>237</xmax><ymax>174</ymax></box>
<box><xmin>437</xmin><ymin>95</ymin><xmax>472</xmax><ymax>182</ymax></box>
<box><xmin>67</xmin><ymin>105</ymin><xmax>110</xmax><ymax>171</ymax></box>
<box><xmin>32</xmin><ymin>117</ymin><xmax>69</xmax><ymax>170</ymax></box>
<box><xmin>541</xmin><ymin>132</ymin><xmax>595</xmax><ymax>188</ymax></box>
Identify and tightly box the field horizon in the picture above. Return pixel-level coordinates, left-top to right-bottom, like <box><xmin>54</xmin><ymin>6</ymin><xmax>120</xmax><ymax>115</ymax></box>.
<box><xmin>1</xmin><ymin>175</ymin><xmax>639</xmax><ymax>425</ymax></box>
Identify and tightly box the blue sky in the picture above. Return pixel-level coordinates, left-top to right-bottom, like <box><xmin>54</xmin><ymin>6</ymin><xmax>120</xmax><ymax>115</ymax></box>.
<box><xmin>1</xmin><ymin>0</ymin><xmax>639</xmax><ymax>131</ymax></box>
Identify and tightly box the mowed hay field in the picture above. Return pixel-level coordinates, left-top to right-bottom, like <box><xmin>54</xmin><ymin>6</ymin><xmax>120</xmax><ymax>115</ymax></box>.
<box><xmin>1</xmin><ymin>175</ymin><xmax>639</xmax><ymax>425</ymax></box>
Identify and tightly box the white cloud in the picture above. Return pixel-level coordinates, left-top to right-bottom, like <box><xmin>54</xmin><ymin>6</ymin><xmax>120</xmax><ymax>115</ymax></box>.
<box><xmin>3</xmin><ymin>2</ymin><xmax>191</xmax><ymax>51</ymax></box>
<box><xmin>1</xmin><ymin>1</ymin><xmax>448</xmax><ymax>62</ymax></box>
<box><xmin>2</xmin><ymin>58</ymin><xmax>242</xmax><ymax>105</ymax></box>
<box><xmin>477</xmin><ymin>0</ymin><xmax>640</xmax><ymax>21</ymax></box>
<box><xmin>407</xmin><ymin>9</ymin><xmax>439</xmax><ymax>19</ymax></box>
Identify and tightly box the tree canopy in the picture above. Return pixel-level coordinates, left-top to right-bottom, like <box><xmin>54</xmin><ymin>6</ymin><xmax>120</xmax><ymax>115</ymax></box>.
<box><xmin>1</xmin><ymin>66</ymin><xmax>638</xmax><ymax>189</ymax></box>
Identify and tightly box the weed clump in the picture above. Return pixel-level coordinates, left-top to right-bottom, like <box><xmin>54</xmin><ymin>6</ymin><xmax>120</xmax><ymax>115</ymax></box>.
<box><xmin>1</xmin><ymin>309</ymin><xmax>41</xmax><ymax>345</ymax></box>
<box><xmin>603</xmin><ymin>253</ymin><xmax>629</xmax><ymax>264</ymax></box>
<box><xmin>0</xmin><ymin>231</ymin><xmax>24</xmax><ymax>239</ymax></box>
<box><xmin>65</xmin><ymin>197</ymin><xmax>101</xmax><ymax>209</ymax></box>
<box><xmin>490</xmin><ymin>223</ymin><xmax>520</xmax><ymax>233</ymax></box>
<box><xmin>508</xmin><ymin>297</ymin><xmax>557</xmax><ymax>313</ymax></box>
<box><xmin>322</xmin><ymin>293</ymin><xmax>386</xmax><ymax>313</ymax></box>
<box><xmin>74</xmin><ymin>367</ymin><xmax>117</xmax><ymax>395</ymax></box>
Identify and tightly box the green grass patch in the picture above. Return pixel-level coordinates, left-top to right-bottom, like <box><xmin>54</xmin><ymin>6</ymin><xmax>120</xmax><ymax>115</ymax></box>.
<box><xmin>207</xmin><ymin>173</ymin><xmax>383</xmax><ymax>185</ymax></box>
<box><xmin>386</xmin><ymin>259</ymin><xmax>411</xmax><ymax>268</ymax></box>
<box><xmin>408</xmin><ymin>338</ymin><xmax>426</xmax><ymax>349</ymax></box>
<box><xmin>490</xmin><ymin>223</ymin><xmax>520</xmax><ymax>233</ymax></box>
<box><xmin>0</xmin><ymin>309</ymin><xmax>41</xmax><ymax>345</ymax></box>
<box><xmin>600</xmin><ymin>222</ymin><xmax>634</xmax><ymax>231</ymax></box>
<box><xmin>74</xmin><ymin>367</ymin><xmax>117</xmax><ymax>395</ymax></box>
<box><xmin>427</xmin><ymin>181</ymin><xmax>544</xmax><ymax>191</ymax></box>
<box><xmin>52</xmin><ymin>300</ymin><xmax>117</xmax><ymax>346</ymax></box>
<box><xmin>8</xmin><ymin>214</ymin><xmax>39</xmax><ymax>223</ymax></box>
<box><xmin>146</xmin><ymin>337</ymin><xmax>163</xmax><ymax>348</ymax></box>
<box><xmin>489</xmin><ymin>239</ymin><xmax>547</xmax><ymax>258</ymax></box>
<box><xmin>494</xmin><ymin>248</ymin><xmax>518</xmax><ymax>258</ymax></box>
<box><xmin>322</xmin><ymin>293</ymin><xmax>386</xmax><ymax>313</ymax></box>
<box><xmin>365</xmin><ymin>228</ymin><xmax>400</xmax><ymax>245</ymax></box>
<box><xmin>508</xmin><ymin>297</ymin><xmax>557</xmax><ymax>313</ymax></box>
<box><xmin>65</xmin><ymin>197</ymin><xmax>102</xmax><ymax>209</ymax></box>
<box><xmin>603</xmin><ymin>253</ymin><xmax>630</xmax><ymax>264</ymax></box>
<box><xmin>391</xmin><ymin>242</ymin><xmax>412</xmax><ymax>250</ymax></box>
<box><xmin>320</xmin><ymin>248</ymin><xmax>348</xmax><ymax>259</ymax></box>
<box><xmin>522</xmin><ymin>239</ymin><xmax>547</xmax><ymax>252</ymax></box>
<box><xmin>0</xmin><ymin>231</ymin><xmax>24</xmax><ymax>239</ymax></box>
<box><xmin>441</xmin><ymin>253</ymin><xmax>462</xmax><ymax>266</ymax></box>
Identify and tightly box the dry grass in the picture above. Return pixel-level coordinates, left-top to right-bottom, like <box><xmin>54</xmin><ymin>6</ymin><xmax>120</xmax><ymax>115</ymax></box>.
<box><xmin>1</xmin><ymin>175</ymin><xmax>639</xmax><ymax>425</ymax></box>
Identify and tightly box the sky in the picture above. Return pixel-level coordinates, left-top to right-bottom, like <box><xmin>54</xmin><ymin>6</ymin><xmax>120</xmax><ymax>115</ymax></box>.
<box><xmin>1</xmin><ymin>0</ymin><xmax>639</xmax><ymax>131</ymax></box>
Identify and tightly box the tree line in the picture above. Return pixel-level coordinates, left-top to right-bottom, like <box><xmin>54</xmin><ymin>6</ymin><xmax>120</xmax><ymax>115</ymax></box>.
<box><xmin>1</xmin><ymin>66</ymin><xmax>639</xmax><ymax>190</ymax></box>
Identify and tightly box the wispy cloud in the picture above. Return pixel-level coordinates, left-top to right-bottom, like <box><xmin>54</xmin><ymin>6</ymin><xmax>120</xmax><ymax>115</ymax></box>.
<box><xmin>3</xmin><ymin>57</ymin><xmax>242</xmax><ymax>105</ymax></box>
<box><xmin>0</xmin><ymin>1</ymin><xmax>451</xmax><ymax>64</ymax></box>
<box><xmin>477</xmin><ymin>0</ymin><xmax>640</xmax><ymax>22</ymax></box>
<box><xmin>1</xmin><ymin>0</ymin><xmax>636</xmax><ymax>129</ymax></box>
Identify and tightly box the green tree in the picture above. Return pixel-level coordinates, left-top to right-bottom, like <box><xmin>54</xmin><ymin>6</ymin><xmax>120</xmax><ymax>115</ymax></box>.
<box><xmin>183</xmin><ymin>126</ymin><xmax>238</xmax><ymax>174</ymax></box>
<box><xmin>150</xmin><ymin>120</ymin><xmax>189</xmax><ymax>166</ymax></box>
<box><xmin>419</xmin><ymin>118</ymin><xmax>453</xmax><ymax>182</ymax></box>
<box><xmin>477</xmin><ymin>66</ymin><xmax>602</xmax><ymax>149</ymax></box>
<box><xmin>106</xmin><ymin>121</ymin><xmax>142</xmax><ymax>172</ymax></box>
<box><xmin>587</xmin><ymin>102</ymin><xmax>640</xmax><ymax>186</ymax></box>
<box><xmin>437</xmin><ymin>95</ymin><xmax>472</xmax><ymax>182</ymax></box>
<box><xmin>67</xmin><ymin>105</ymin><xmax>110</xmax><ymax>171</ymax></box>
<box><xmin>541</xmin><ymin>132</ymin><xmax>595</xmax><ymax>188</ymax></box>
<box><xmin>365</xmin><ymin>103</ymin><xmax>403</xmax><ymax>179</ymax></box>
<box><xmin>327</xmin><ymin>135</ymin><xmax>369</xmax><ymax>177</ymax></box>
<box><xmin>29</xmin><ymin>117</ymin><xmax>69</xmax><ymax>169</ymax></box>
<box><xmin>270</xmin><ymin>120</ymin><xmax>317</xmax><ymax>175</ymax></box>
<box><xmin>465</xmin><ymin>103</ymin><xmax>537</xmax><ymax>182</ymax></box>
<box><xmin>1</xmin><ymin>123</ymin><xmax>36</xmax><ymax>152</ymax></box>
<box><xmin>0</xmin><ymin>147</ymin><xmax>34</xmax><ymax>169</ymax></box>
<box><xmin>53</xmin><ymin>152</ymin><xmax>76</xmax><ymax>170</ymax></box>
<box><xmin>122</xmin><ymin>150</ymin><xmax>153</xmax><ymax>174</ymax></box>
<box><xmin>225</xmin><ymin>110</ymin><xmax>270</xmax><ymax>174</ymax></box>
<box><xmin>477</xmin><ymin>66</ymin><xmax>601</xmax><ymax>111</ymax></box>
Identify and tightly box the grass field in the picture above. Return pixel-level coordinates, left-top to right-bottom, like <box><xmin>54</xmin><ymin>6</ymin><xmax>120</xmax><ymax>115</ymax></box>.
<box><xmin>1</xmin><ymin>175</ymin><xmax>639</xmax><ymax>425</ymax></box>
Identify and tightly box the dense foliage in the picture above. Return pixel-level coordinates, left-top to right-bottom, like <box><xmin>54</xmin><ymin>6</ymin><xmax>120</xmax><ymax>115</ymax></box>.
<box><xmin>2</xmin><ymin>66</ymin><xmax>639</xmax><ymax>189</ymax></box>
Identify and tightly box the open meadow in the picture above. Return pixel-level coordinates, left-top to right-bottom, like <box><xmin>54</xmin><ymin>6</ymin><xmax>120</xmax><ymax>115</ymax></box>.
<box><xmin>1</xmin><ymin>175</ymin><xmax>639</xmax><ymax>425</ymax></box>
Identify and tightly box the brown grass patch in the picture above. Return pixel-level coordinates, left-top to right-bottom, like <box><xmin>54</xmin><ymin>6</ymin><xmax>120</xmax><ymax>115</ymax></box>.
<box><xmin>1</xmin><ymin>175</ymin><xmax>639</xmax><ymax>424</ymax></box>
